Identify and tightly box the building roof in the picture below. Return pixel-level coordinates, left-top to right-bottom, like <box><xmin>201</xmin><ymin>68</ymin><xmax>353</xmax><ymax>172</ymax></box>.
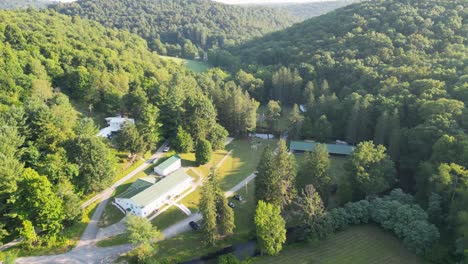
<box><xmin>117</xmin><ymin>177</ymin><xmax>156</xmax><ymax>199</ymax></box>
<box><xmin>105</xmin><ymin>117</ymin><xmax>135</xmax><ymax>124</ymax></box>
<box><xmin>97</xmin><ymin>126</ymin><xmax>114</xmax><ymax>137</ymax></box>
<box><xmin>130</xmin><ymin>170</ymin><xmax>192</xmax><ymax>208</ymax></box>
<box><xmin>155</xmin><ymin>155</ymin><xmax>181</xmax><ymax>171</ymax></box>
<box><xmin>290</xmin><ymin>141</ymin><xmax>355</xmax><ymax>155</ymax></box>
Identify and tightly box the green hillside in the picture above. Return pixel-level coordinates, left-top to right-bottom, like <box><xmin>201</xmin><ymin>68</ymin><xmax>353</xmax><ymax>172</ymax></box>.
<box><xmin>54</xmin><ymin>0</ymin><xmax>298</xmax><ymax>59</ymax></box>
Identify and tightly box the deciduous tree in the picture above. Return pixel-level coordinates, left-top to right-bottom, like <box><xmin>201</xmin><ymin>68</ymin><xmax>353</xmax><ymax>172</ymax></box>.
<box><xmin>254</xmin><ymin>201</ymin><xmax>286</xmax><ymax>256</ymax></box>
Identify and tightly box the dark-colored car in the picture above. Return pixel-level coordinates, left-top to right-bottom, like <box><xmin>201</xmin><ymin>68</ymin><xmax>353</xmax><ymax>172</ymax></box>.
<box><xmin>189</xmin><ymin>221</ymin><xmax>201</xmax><ymax>231</ymax></box>
<box><xmin>233</xmin><ymin>194</ymin><xmax>244</xmax><ymax>201</ymax></box>
<box><xmin>228</xmin><ymin>201</ymin><xmax>235</xmax><ymax>208</ymax></box>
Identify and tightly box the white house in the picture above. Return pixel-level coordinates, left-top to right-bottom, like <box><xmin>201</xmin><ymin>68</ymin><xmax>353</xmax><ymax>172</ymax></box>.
<box><xmin>97</xmin><ymin>116</ymin><xmax>135</xmax><ymax>137</ymax></box>
<box><xmin>299</xmin><ymin>104</ymin><xmax>307</xmax><ymax>113</ymax></box>
<box><xmin>114</xmin><ymin>170</ymin><xmax>193</xmax><ymax>217</ymax></box>
<box><xmin>154</xmin><ymin>155</ymin><xmax>182</xmax><ymax>176</ymax></box>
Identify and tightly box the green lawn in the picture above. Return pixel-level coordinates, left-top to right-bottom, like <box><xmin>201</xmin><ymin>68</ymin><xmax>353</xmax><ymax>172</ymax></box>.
<box><xmin>150</xmin><ymin>181</ymin><xmax>256</xmax><ymax>263</ymax></box>
<box><xmin>219</xmin><ymin>139</ymin><xmax>277</xmax><ymax>190</ymax></box>
<box><xmin>96</xmin><ymin>234</ymin><xmax>129</xmax><ymax>247</ymax></box>
<box><xmin>152</xmin><ymin>207</ymin><xmax>188</xmax><ymax>230</ymax></box>
<box><xmin>159</xmin><ymin>55</ymin><xmax>211</xmax><ymax>73</ymax></box>
<box><xmin>253</xmin><ymin>225</ymin><xmax>422</xmax><ymax>264</ymax></box>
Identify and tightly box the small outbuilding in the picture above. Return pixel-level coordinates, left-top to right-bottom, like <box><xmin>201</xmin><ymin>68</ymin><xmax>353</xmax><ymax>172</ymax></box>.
<box><xmin>114</xmin><ymin>170</ymin><xmax>193</xmax><ymax>217</ymax></box>
<box><xmin>290</xmin><ymin>140</ymin><xmax>355</xmax><ymax>155</ymax></box>
<box><xmin>154</xmin><ymin>155</ymin><xmax>182</xmax><ymax>176</ymax></box>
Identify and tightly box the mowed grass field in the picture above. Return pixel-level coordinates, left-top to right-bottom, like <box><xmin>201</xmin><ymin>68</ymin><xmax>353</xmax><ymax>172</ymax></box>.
<box><xmin>149</xmin><ymin>139</ymin><xmax>277</xmax><ymax>262</ymax></box>
<box><xmin>159</xmin><ymin>55</ymin><xmax>211</xmax><ymax>73</ymax></box>
<box><xmin>253</xmin><ymin>225</ymin><xmax>422</xmax><ymax>264</ymax></box>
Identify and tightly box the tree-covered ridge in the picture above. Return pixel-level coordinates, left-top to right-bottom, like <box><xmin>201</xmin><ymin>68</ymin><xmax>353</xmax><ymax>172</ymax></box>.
<box><xmin>0</xmin><ymin>8</ymin><xmax>182</xmax><ymax>113</ymax></box>
<box><xmin>0</xmin><ymin>8</ymin><xmax>261</xmax><ymax>248</ymax></box>
<box><xmin>266</xmin><ymin>0</ymin><xmax>361</xmax><ymax>20</ymax></box>
<box><xmin>53</xmin><ymin>0</ymin><xmax>298</xmax><ymax>58</ymax></box>
<box><xmin>215</xmin><ymin>0</ymin><xmax>467</xmax><ymax>261</ymax></box>
<box><xmin>0</xmin><ymin>0</ymin><xmax>52</xmax><ymax>10</ymax></box>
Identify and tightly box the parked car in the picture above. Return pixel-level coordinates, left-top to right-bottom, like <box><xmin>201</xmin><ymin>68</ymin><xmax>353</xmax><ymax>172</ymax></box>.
<box><xmin>189</xmin><ymin>221</ymin><xmax>201</xmax><ymax>231</ymax></box>
<box><xmin>163</xmin><ymin>146</ymin><xmax>170</xmax><ymax>152</ymax></box>
<box><xmin>233</xmin><ymin>194</ymin><xmax>244</xmax><ymax>201</ymax></box>
<box><xmin>228</xmin><ymin>201</ymin><xmax>235</xmax><ymax>208</ymax></box>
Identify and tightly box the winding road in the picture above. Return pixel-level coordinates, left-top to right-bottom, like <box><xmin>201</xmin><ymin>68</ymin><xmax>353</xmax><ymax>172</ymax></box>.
<box><xmin>16</xmin><ymin>138</ymin><xmax>258</xmax><ymax>264</ymax></box>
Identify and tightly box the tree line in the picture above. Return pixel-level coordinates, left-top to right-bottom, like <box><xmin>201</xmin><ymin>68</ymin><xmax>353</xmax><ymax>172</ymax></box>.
<box><xmin>53</xmin><ymin>0</ymin><xmax>297</xmax><ymax>59</ymax></box>
<box><xmin>0</xmin><ymin>8</ymin><xmax>261</xmax><ymax>251</ymax></box>
<box><xmin>210</xmin><ymin>0</ymin><xmax>467</xmax><ymax>261</ymax></box>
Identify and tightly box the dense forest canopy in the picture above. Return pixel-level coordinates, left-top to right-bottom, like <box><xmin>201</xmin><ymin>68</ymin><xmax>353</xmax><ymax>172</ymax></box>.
<box><xmin>0</xmin><ymin>0</ymin><xmax>53</xmax><ymax>10</ymax></box>
<box><xmin>265</xmin><ymin>0</ymin><xmax>361</xmax><ymax>20</ymax></box>
<box><xmin>0</xmin><ymin>8</ymin><xmax>261</xmax><ymax>248</ymax></box>
<box><xmin>53</xmin><ymin>0</ymin><xmax>298</xmax><ymax>59</ymax></box>
<box><xmin>212</xmin><ymin>0</ymin><xmax>467</xmax><ymax>261</ymax></box>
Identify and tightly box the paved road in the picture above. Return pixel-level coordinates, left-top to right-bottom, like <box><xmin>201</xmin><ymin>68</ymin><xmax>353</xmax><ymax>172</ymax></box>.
<box><xmin>162</xmin><ymin>172</ymin><xmax>257</xmax><ymax>239</ymax></box>
<box><xmin>16</xmin><ymin>244</ymin><xmax>133</xmax><ymax>264</ymax></box>
<box><xmin>17</xmin><ymin>142</ymin><xmax>168</xmax><ymax>264</ymax></box>
<box><xmin>15</xmin><ymin>139</ymin><xmax>255</xmax><ymax>264</ymax></box>
<box><xmin>81</xmin><ymin>141</ymin><xmax>168</xmax><ymax>208</ymax></box>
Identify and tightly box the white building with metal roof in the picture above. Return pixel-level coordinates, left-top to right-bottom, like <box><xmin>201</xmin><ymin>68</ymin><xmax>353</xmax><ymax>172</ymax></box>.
<box><xmin>154</xmin><ymin>155</ymin><xmax>182</xmax><ymax>176</ymax></box>
<box><xmin>114</xmin><ymin>170</ymin><xmax>193</xmax><ymax>217</ymax></box>
<box><xmin>97</xmin><ymin>116</ymin><xmax>135</xmax><ymax>138</ymax></box>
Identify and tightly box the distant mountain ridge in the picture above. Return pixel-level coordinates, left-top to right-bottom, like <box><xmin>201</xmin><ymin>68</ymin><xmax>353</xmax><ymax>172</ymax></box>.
<box><xmin>265</xmin><ymin>0</ymin><xmax>362</xmax><ymax>19</ymax></box>
<box><xmin>0</xmin><ymin>0</ymin><xmax>55</xmax><ymax>9</ymax></box>
<box><xmin>53</xmin><ymin>0</ymin><xmax>298</xmax><ymax>59</ymax></box>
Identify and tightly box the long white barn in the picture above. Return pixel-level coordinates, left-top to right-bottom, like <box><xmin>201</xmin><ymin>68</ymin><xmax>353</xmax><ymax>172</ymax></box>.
<box><xmin>114</xmin><ymin>170</ymin><xmax>192</xmax><ymax>217</ymax></box>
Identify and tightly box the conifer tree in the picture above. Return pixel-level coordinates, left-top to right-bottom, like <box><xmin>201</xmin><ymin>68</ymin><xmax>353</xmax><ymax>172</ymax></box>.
<box><xmin>255</xmin><ymin>145</ymin><xmax>279</xmax><ymax>204</ymax></box>
<box><xmin>211</xmin><ymin>171</ymin><xmax>235</xmax><ymax>236</ymax></box>
<box><xmin>275</xmin><ymin>139</ymin><xmax>297</xmax><ymax>208</ymax></box>
<box><xmin>374</xmin><ymin>111</ymin><xmax>389</xmax><ymax>145</ymax></box>
<box><xmin>299</xmin><ymin>144</ymin><xmax>331</xmax><ymax>203</ymax></box>
<box><xmin>199</xmin><ymin>177</ymin><xmax>217</xmax><ymax>245</ymax></box>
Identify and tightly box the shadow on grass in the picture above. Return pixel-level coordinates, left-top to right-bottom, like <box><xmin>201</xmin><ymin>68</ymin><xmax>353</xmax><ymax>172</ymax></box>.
<box><xmin>182</xmin><ymin>159</ymin><xmax>197</xmax><ymax>167</ymax></box>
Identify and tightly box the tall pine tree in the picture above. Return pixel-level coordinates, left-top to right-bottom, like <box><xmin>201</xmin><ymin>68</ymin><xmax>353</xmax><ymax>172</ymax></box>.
<box><xmin>199</xmin><ymin>177</ymin><xmax>217</xmax><ymax>245</ymax></box>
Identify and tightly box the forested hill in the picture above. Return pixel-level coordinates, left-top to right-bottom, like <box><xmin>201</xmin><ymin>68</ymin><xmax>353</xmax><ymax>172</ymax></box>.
<box><xmin>0</xmin><ymin>8</ymin><xmax>245</xmax><ymax>244</ymax></box>
<box><xmin>0</xmin><ymin>0</ymin><xmax>53</xmax><ymax>9</ymax></box>
<box><xmin>265</xmin><ymin>0</ymin><xmax>361</xmax><ymax>20</ymax></box>
<box><xmin>216</xmin><ymin>1</ymin><xmax>468</xmax><ymax>261</ymax></box>
<box><xmin>53</xmin><ymin>0</ymin><xmax>298</xmax><ymax>59</ymax></box>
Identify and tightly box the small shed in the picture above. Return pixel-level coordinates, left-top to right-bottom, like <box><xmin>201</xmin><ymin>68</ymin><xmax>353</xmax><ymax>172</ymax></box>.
<box><xmin>290</xmin><ymin>141</ymin><xmax>355</xmax><ymax>155</ymax></box>
<box><xmin>154</xmin><ymin>155</ymin><xmax>182</xmax><ymax>176</ymax></box>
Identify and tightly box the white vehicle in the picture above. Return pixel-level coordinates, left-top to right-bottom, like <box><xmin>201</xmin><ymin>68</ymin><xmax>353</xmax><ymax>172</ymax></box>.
<box><xmin>163</xmin><ymin>146</ymin><xmax>170</xmax><ymax>152</ymax></box>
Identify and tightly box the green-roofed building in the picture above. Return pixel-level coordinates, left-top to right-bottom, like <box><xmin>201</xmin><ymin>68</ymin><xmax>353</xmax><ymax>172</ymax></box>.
<box><xmin>154</xmin><ymin>154</ymin><xmax>182</xmax><ymax>176</ymax></box>
<box><xmin>290</xmin><ymin>140</ymin><xmax>355</xmax><ymax>155</ymax></box>
<box><xmin>114</xmin><ymin>169</ymin><xmax>193</xmax><ymax>217</ymax></box>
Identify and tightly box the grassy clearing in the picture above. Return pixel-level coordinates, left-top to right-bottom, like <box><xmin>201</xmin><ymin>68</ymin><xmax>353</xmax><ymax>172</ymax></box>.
<box><xmin>219</xmin><ymin>139</ymin><xmax>277</xmax><ymax>190</ymax></box>
<box><xmin>159</xmin><ymin>55</ymin><xmax>211</xmax><ymax>73</ymax></box>
<box><xmin>150</xmin><ymin>181</ymin><xmax>256</xmax><ymax>263</ymax></box>
<box><xmin>96</xmin><ymin>234</ymin><xmax>129</xmax><ymax>248</ymax></box>
<box><xmin>253</xmin><ymin>225</ymin><xmax>422</xmax><ymax>264</ymax></box>
<box><xmin>152</xmin><ymin>207</ymin><xmax>188</xmax><ymax>230</ymax></box>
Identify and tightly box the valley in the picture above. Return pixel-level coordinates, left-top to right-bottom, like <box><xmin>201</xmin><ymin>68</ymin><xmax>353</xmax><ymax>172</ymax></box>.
<box><xmin>0</xmin><ymin>0</ymin><xmax>467</xmax><ymax>263</ymax></box>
